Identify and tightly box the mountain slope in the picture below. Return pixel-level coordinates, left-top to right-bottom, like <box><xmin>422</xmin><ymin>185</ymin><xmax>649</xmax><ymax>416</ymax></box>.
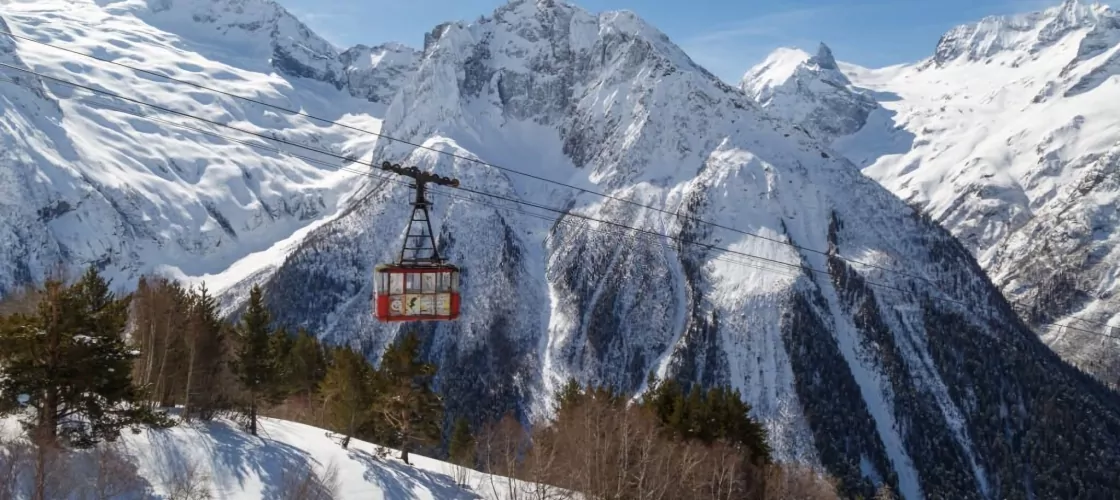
<box><xmin>248</xmin><ymin>1</ymin><xmax>1120</xmax><ymax>499</ymax></box>
<box><xmin>0</xmin><ymin>0</ymin><xmax>410</xmax><ymax>296</ymax></box>
<box><xmin>2</xmin><ymin>0</ymin><xmax>1120</xmax><ymax>499</ymax></box>
<box><xmin>0</xmin><ymin>414</ymin><xmax>533</xmax><ymax>499</ymax></box>
<box><xmin>742</xmin><ymin>0</ymin><xmax>1120</xmax><ymax>384</ymax></box>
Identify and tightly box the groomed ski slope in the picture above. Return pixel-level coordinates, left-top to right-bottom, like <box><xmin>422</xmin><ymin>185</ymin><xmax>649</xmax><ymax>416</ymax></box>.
<box><xmin>0</xmin><ymin>415</ymin><xmax>537</xmax><ymax>499</ymax></box>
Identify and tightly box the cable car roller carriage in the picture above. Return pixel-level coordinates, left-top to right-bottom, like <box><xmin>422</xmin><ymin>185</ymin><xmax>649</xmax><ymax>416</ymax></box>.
<box><xmin>372</xmin><ymin>161</ymin><xmax>462</xmax><ymax>322</ymax></box>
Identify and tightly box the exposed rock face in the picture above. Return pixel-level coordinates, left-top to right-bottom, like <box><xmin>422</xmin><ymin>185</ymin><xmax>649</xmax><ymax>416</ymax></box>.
<box><xmin>742</xmin><ymin>0</ymin><xmax>1120</xmax><ymax>389</ymax></box>
<box><xmin>740</xmin><ymin>43</ymin><xmax>879</xmax><ymax>142</ymax></box>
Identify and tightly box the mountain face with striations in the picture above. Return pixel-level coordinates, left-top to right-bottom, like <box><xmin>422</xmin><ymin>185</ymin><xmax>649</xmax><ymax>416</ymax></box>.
<box><xmin>3</xmin><ymin>0</ymin><xmax>1120</xmax><ymax>499</ymax></box>
<box><xmin>742</xmin><ymin>0</ymin><xmax>1120</xmax><ymax>386</ymax></box>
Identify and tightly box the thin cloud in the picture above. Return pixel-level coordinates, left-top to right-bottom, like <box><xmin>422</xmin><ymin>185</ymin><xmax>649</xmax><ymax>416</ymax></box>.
<box><xmin>685</xmin><ymin>7</ymin><xmax>835</xmax><ymax>45</ymax></box>
<box><xmin>678</xmin><ymin>6</ymin><xmax>842</xmax><ymax>83</ymax></box>
<box><xmin>287</xmin><ymin>8</ymin><xmax>352</xmax><ymax>46</ymax></box>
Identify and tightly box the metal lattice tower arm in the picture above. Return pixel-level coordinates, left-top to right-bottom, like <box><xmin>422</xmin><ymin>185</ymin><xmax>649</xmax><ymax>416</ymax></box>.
<box><xmin>378</xmin><ymin>161</ymin><xmax>460</xmax><ymax>265</ymax></box>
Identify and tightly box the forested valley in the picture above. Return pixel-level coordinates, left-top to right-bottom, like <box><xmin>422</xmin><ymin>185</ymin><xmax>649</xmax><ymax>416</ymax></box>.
<box><xmin>0</xmin><ymin>267</ymin><xmax>877</xmax><ymax>499</ymax></box>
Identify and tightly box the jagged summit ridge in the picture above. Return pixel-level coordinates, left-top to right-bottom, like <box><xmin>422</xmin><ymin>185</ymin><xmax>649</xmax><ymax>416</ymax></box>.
<box><xmin>739</xmin><ymin>42</ymin><xmax>877</xmax><ymax>142</ymax></box>
<box><xmin>809</xmin><ymin>42</ymin><xmax>838</xmax><ymax>70</ymax></box>
<box><xmin>102</xmin><ymin>0</ymin><xmax>420</xmax><ymax>103</ymax></box>
<box><xmin>931</xmin><ymin>0</ymin><xmax>1118</xmax><ymax>65</ymax></box>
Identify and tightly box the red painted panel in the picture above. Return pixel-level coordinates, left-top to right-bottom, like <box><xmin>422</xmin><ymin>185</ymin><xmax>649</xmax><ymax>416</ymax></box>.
<box><xmin>376</xmin><ymin>294</ymin><xmax>390</xmax><ymax>319</ymax></box>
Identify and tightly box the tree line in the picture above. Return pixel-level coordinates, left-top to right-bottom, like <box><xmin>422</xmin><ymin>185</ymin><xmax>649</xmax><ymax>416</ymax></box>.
<box><xmin>0</xmin><ymin>267</ymin><xmax>881</xmax><ymax>499</ymax></box>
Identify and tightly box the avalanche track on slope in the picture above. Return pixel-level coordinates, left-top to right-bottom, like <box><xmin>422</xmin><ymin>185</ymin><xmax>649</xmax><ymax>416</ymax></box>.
<box><xmin>741</xmin><ymin>0</ymin><xmax>1120</xmax><ymax>385</ymax></box>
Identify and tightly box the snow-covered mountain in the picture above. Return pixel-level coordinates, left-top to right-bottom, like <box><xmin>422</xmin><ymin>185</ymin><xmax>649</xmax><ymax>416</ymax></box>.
<box><xmin>740</xmin><ymin>43</ymin><xmax>879</xmax><ymax>143</ymax></box>
<box><xmin>4</xmin><ymin>0</ymin><xmax>1120</xmax><ymax>499</ymax></box>
<box><xmin>740</xmin><ymin>0</ymin><xmax>1120</xmax><ymax>384</ymax></box>
<box><xmin>0</xmin><ymin>0</ymin><xmax>415</xmax><ymax>297</ymax></box>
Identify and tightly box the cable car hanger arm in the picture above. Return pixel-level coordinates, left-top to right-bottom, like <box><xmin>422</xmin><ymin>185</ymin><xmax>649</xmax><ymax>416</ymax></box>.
<box><xmin>377</xmin><ymin>161</ymin><xmax>460</xmax><ymax>267</ymax></box>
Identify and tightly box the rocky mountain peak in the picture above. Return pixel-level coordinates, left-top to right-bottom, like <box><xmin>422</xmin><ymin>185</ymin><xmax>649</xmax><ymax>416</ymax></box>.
<box><xmin>931</xmin><ymin>0</ymin><xmax>1117</xmax><ymax>65</ymax></box>
<box><xmin>739</xmin><ymin>43</ymin><xmax>876</xmax><ymax>142</ymax></box>
<box><xmin>809</xmin><ymin>42</ymin><xmax>838</xmax><ymax>70</ymax></box>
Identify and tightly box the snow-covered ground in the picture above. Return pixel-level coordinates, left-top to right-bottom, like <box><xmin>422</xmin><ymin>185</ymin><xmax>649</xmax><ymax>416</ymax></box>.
<box><xmin>0</xmin><ymin>415</ymin><xmax>535</xmax><ymax>499</ymax></box>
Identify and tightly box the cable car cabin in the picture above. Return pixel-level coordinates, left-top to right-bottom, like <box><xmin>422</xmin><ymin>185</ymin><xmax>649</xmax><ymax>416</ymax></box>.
<box><xmin>373</xmin><ymin>264</ymin><xmax>461</xmax><ymax>321</ymax></box>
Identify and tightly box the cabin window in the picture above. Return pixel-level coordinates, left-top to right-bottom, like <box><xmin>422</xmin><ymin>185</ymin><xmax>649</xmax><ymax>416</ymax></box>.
<box><xmin>406</xmin><ymin>273</ymin><xmax>421</xmax><ymax>292</ymax></box>
<box><xmin>389</xmin><ymin>273</ymin><xmax>404</xmax><ymax>294</ymax></box>
<box><xmin>451</xmin><ymin>271</ymin><xmax>459</xmax><ymax>292</ymax></box>
<box><xmin>376</xmin><ymin>272</ymin><xmax>388</xmax><ymax>293</ymax></box>
<box><xmin>422</xmin><ymin>272</ymin><xmax>436</xmax><ymax>293</ymax></box>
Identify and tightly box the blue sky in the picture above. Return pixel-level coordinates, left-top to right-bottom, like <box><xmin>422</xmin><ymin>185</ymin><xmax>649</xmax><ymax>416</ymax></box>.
<box><xmin>277</xmin><ymin>0</ymin><xmax>1059</xmax><ymax>82</ymax></box>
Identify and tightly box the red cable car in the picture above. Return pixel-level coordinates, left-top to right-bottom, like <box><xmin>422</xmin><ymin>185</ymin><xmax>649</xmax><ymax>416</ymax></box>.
<box><xmin>373</xmin><ymin>265</ymin><xmax>460</xmax><ymax>321</ymax></box>
<box><xmin>372</xmin><ymin>161</ymin><xmax>462</xmax><ymax>322</ymax></box>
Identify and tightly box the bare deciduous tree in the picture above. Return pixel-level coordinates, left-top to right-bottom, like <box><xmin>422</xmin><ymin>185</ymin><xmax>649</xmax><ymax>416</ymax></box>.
<box><xmin>762</xmin><ymin>463</ymin><xmax>841</xmax><ymax>500</ymax></box>
<box><xmin>0</xmin><ymin>438</ymin><xmax>31</xmax><ymax>500</ymax></box>
<box><xmin>165</xmin><ymin>457</ymin><xmax>213</xmax><ymax>500</ymax></box>
<box><xmin>277</xmin><ymin>459</ymin><xmax>340</xmax><ymax>500</ymax></box>
<box><xmin>82</xmin><ymin>443</ymin><xmax>152</xmax><ymax>500</ymax></box>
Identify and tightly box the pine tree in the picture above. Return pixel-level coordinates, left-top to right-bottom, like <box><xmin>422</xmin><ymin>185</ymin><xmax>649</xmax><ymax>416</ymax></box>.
<box><xmin>230</xmin><ymin>285</ymin><xmax>276</xmax><ymax>436</ymax></box>
<box><xmin>552</xmin><ymin>377</ymin><xmax>582</xmax><ymax>415</ymax></box>
<box><xmin>724</xmin><ymin>387</ymin><xmax>772</xmax><ymax>465</ymax></box>
<box><xmin>375</xmin><ymin>331</ymin><xmax>443</xmax><ymax>465</ymax></box>
<box><xmin>286</xmin><ymin>328</ymin><xmax>328</xmax><ymax>418</ymax></box>
<box><xmin>183</xmin><ymin>282</ymin><xmax>227</xmax><ymax>420</ymax></box>
<box><xmin>0</xmin><ymin>267</ymin><xmax>165</xmax><ymax>447</ymax></box>
<box><xmin>448</xmin><ymin>416</ymin><xmax>475</xmax><ymax>467</ymax></box>
<box><xmin>267</xmin><ymin>326</ymin><xmax>294</xmax><ymax>402</ymax></box>
<box><xmin>319</xmin><ymin>346</ymin><xmax>375</xmax><ymax>449</ymax></box>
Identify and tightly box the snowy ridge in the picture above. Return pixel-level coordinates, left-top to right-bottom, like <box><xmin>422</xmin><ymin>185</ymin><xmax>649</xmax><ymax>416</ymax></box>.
<box><xmin>743</xmin><ymin>0</ymin><xmax>1120</xmax><ymax>384</ymax></box>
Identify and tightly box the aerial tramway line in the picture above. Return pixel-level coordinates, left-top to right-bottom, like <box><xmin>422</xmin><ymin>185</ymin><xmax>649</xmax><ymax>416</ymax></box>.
<box><xmin>371</xmin><ymin>161</ymin><xmax>462</xmax><ymax>322</ymax></box>
<box><xmin>2</xmin><ymin>42</ymin><xmax>1117</xmax><ymax>342</ymax></box>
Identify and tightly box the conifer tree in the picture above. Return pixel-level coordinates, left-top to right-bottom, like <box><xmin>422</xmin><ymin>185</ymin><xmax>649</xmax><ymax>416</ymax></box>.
<box><xmin>288</xmin><ymin>329</ymin><xmax>327</xmax><ymax>394</ymax></box>
<box><xmin>374</xmin><ymin>331</ymin><xmax>443</xmax><ymax>465</ymax></box>
<box><xmin>286</xmin><ymin>328</ymin><xmax>328</xmax><ymax>419</ymax></box>
<box><xmin>0</xmin><ymin>267</ymin><xmax>165</xmax><ymax>447</ymax></box>
<box><xmin>552</xmin><ymin>377</ymin><xmax>582</xmax><ymax>415</ymax></box>
<box><xmin>319</xmin><ymin>346</ymin><xmax>375</xmax><ymax>449</ymax></box>
<box><xmin>183</xmin><ymin>282</ymin><xmax>227</xmax><ymax>420</ymax></box>
<box><xmin>231</xmin><ymin>285</ymin><xmax>277</xmax><ymax>436</ymax></box>
<box><xmin>269</xmin><ymin>327</ymin><xmax>294</xmax><ymax>392</ymax></box>
<box><xmin>448</xmin><ymin>416</ymin><xmax>475</xmax><ymax>466</ymax></box>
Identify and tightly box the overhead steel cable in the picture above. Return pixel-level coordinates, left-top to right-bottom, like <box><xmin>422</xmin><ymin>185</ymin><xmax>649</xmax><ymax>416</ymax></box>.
<box><xmin>0</xmin><ymin>66</ymin><xmax>1117</xmax><ymax>343</ymax></box>
<box><xmin>7</xmin><ymin>29</ymin><xmax>1112</xmax><ymax>335</ymax></box>
<box><xmin>0</xmin><ymin>27</ymin><xmax>941</xmax><ymax>283</ymax></box>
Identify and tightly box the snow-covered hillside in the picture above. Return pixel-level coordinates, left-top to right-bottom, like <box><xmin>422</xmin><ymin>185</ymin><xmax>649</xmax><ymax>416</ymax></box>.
<box><xmin>0</xmin><ymin>0</ymin><xmax>413</xmax><ymax>298</ymax></box>
<box><xmin>3</xmin><ymin>0</ymin><xmax>1120</xmax><ymax>499</ymax></box>
<box><xmin>0</xmin><ymin>415</ymin><xmax>532</xmax><ymax>499</ymax></box>
<box><xmin>741</xmin><ymin>0</ymin><xmax>1120</xmax><ymax>382</ymax></box>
